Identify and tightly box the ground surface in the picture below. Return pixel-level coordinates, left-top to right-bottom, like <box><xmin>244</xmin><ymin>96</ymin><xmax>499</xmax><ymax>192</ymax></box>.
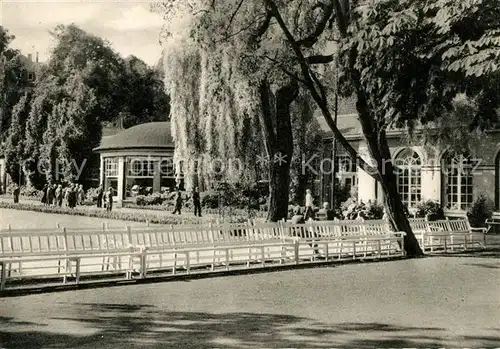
<box><xmin>0</xmin><ymin>207</ymin><xmax>158</xmax><ymax>229</ymax></box>
<box><xmin>1</xmin><ymin>209</ymin><xmax>499</xmax><ymax>348</ymax></box>
<box><xmin>0</xmin><ymin>256</ymin><xmax>499</xmax><ymax>348</ymax></box>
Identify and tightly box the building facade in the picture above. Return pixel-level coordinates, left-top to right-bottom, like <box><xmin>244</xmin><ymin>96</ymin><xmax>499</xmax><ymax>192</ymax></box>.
<box><xmin>94</xmin><ymin>122</ymin><xmax>185</xmax><ymax>207</ymax></box>
<box><xmin>318</xmin><ymin>112</ymin><xmax>500</xmax><ymax>216</ymax></box>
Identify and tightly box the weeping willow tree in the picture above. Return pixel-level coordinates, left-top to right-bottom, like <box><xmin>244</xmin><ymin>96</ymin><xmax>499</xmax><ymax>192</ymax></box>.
<box><xmin>154</xmin><ymin>0</ymin><xmax>328</xmax><ymax>220</ymax></box>
<box><xmin>162</xmin><ymin>30</ymin><xmax>264</xmax><ymax>192</ymax></box>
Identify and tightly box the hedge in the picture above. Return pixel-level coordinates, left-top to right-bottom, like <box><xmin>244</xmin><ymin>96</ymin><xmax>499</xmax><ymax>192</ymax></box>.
<box><xmin>123</xmin><ymin>202</ymin><xmax>267</xmax><ymax>217</ymax></box>
<box><xmin>0</xmin><ymin>201</ymin><xmax>222</xmax><ymax>225</ymax></box>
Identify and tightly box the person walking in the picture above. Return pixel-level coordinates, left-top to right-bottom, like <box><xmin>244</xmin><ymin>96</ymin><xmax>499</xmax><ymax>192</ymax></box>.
<box><xmin>63</xmin><ymin>185</ymin><xmax>70</xmax><ymax>207</ymax></box>
<box><xmin>304</xmin><ymin>189</ymin><xmax>314</xmax><ymax>220</ymax></box>
<box><xmin>172</xmin><ymin>188</ymin><xmax>183</xmax><ymax>215</ymax></box>
<box><xmin>77</xmin><ymin>184</ymin><xmax>85</xmax><ymax>205</ymax></box>
<box><xmin>96</xmin><ymin>185</ymin><xmax>104</xmax><ymax>208</ymax></box>
<box><xmin>192</xmin><ymin>187</ymin><xmax>202</xmax><ymax>217</ymax></box>
<box><xmin>46</xmin><ymin>183</ymin><xmax>55</xmax><ymax>206</ymax></box>
<box><xmin>41</xmin><ymin>183</ymin><xmax>48</xmax><ymax>205</ymax></box>
<box><xmin>106</xmin><ymin>187</ymin><xmax>114</xmax><ymax>212</ymax></box>
<box><xmin>55</xmin><ymin>184</ymin><xmax>63</xmax><ymax>207</ymax></box>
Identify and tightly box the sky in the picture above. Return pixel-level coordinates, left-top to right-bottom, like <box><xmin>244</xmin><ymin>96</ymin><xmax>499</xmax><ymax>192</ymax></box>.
<box><xmin>0</xmin><ymin>0</ymin><xmax>165</xmax><ymax>66</ymax></box>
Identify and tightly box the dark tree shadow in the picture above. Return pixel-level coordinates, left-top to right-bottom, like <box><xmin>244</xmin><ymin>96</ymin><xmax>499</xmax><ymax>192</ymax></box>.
<box><xmin>0</xmin><ymin>303</ymin><xmax>499</xmax><ymax>348</ymax></box>
<box><xmin>464</xmin><ymin>263</ymin><xmax>500</xmax><ymax>269</ymax></box>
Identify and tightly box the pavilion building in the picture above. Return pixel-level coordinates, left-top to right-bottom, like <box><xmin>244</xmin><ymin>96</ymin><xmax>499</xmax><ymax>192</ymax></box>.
<box><xmin>93</xmin><ymin>121</ymin><xmax>184</xmax><ymax>207</ymax></box>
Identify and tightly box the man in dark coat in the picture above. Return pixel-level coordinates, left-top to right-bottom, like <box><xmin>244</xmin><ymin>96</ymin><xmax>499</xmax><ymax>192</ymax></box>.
<box><xmin>13</xmin><ymin>184</ymin><xmax>20</xmax><ymax>204</ymax></box>
<box><xmin>96</xmin><ymin>185</ymin><xmax>104</xmax><ymax>208</ymax></box>
<box><xmin>68</xmin><ymin>183</ymin><xmax>77</xmax><ymax>209</ymax></box>
<box><xmin>46</xmin><ymin>183</ymin><xmax>55</xmax><ymax>206</ymax></box>
<box><xmin>192</xmin><ymin>187</ymin><xmax>201</xmax><ymax>217</ymax></box>
<box><xmin>41</xmin><ymin>184</ymin><xmax>48</xmax><ymax>205</ymax></box>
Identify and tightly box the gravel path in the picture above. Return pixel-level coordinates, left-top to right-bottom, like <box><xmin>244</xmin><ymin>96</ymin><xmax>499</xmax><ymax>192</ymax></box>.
<box><xmin>0</xmin><ymin>207</ymin><xmax>156</xmax><ymax>229</ymax></box>
<box><xmin>0</xmin><ymin>256</ymin><xmax>498</xmax><ymax>348</ymax></box>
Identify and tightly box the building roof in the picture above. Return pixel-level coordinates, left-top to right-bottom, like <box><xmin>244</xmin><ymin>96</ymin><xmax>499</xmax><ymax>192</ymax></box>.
<box><xmin>316</xmin><ymin>112</ymin><xmax>362</xmax><ymax>138</ymax></box>
<box><xmin>94</xmin><ymin>122</ymin><xmax>174</xmax><ymax>152</ymax></box>
<box><xmin>315</xmin><ymin>97</ymin><xmax>362</xmax><ymax>138</ymax></box>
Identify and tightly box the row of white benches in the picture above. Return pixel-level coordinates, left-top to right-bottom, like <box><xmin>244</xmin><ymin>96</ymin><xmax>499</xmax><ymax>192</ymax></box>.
<box><xmin>0</xmin><ymin>236</ymin><xmax>407</xmax><ymax>290</ymax></box>
<box><xmin>0</xmin><ymin>217</ymin><xmax>487</xmax><ymax>291</ymax></box>
<box><xmin>0</xmin><ymin>220</ymin><xmax>407</xmax><ymax>290</ymax></box>
<box><xmin>0</xmin><ymin>218</ymin><xmax>486</xmax><ymax>257</ymax></box>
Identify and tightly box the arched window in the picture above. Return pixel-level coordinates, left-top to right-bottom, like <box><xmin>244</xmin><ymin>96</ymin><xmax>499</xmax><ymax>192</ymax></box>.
<box><xmin>442</xmin><ymin>152</ymin><xmax>474</xmax><ymax>210</ymax></box>
<box><xmin>395</xmin><ymin>149</ymin><xmax>422</xmax><ymax>208</ymax></box>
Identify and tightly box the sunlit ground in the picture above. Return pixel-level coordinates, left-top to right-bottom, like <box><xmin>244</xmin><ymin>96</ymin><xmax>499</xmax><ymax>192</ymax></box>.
<box><xmin>0</xmin><ymin>207</ymin><xmax>158</xmax><ymax>230</ymax></box>
<box><xmin>1</xmin><ymin>208</ymin><xmax>499</xmax><ymax>348</ymax></box>
<box><xmin>0</xmin><ymin>256</ymin><xmax>498</xmax><ymax>348</ymax></box>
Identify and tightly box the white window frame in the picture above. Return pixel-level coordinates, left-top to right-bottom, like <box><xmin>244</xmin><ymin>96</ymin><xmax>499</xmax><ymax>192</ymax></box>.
<box><xmin>395</xmin><ymin>149</ymin><xmax>422</xmax><ymax>208</ymax></box>
<box><xmin>104</xmin><ymin>158</ymin><xmax>119</xmax><ymax>178</ymax></box>
<box><xmin>444</xmin><ymin>154</ymin><xmax>473</xmax><ymax>211</ymax></box>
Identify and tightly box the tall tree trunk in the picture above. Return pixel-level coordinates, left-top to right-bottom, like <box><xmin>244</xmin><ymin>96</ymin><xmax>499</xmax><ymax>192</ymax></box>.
<box><xmin>354</xmin><ymin>88</ymin><xmax>424</xmax><ymax>257</ymax></box>
<box><xmin>259</xmin><ymin>80</ymin><xmax>298</xmax><ymax>222</ymax></box>
<box><xmin>266</xmin><ymin>0</ymin><xmax>424</xmax><ymax>256</ymax></box>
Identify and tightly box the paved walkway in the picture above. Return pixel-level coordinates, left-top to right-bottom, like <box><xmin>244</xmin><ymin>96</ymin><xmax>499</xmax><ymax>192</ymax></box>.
<box><xmin>0</xmin><ymin>256</ymin><xmax>498</xmax><ymax>348</ymax></box>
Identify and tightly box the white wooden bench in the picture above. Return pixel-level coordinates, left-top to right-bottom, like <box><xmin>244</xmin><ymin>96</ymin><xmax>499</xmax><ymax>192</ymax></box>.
<box><xmin>280</xmin><ymin>219</ymin><xmax>405</xmax><ymax>259</ymax></box>
<box><xmin>409</xmin><ymin>218</ymin><xmax>486</xmax><ymax>252</ymax></box>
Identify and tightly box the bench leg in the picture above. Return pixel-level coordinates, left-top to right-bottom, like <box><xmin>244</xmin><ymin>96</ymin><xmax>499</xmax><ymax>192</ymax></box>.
<box><xmin>0</xmin><ymin>262</ymin><xmax>6</xmax><ymax>291</ymax></box>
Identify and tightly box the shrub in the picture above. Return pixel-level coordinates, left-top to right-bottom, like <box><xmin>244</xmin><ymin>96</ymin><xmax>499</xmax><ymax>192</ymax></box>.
<box><xmin>5</xmin><ymin>183</ymin><xmax>43</xmax><ymax>199</ymax></box>
<box><xmin>341</xmin><ymin>200</ymin><xmax>384</xmax><ymax>220</ymax></box>
<box><xmin>414</xmin><ymin>200</ymin><xmax>444</xmax><ymax>221</ymax></box>
<box><xmin>202</xmin><ymin>193</ymin><xmax>220</xmax><ymax>209</ymax></box>
<box><xmin>340</xmin><ymin>186</ymin><xmax>359</xmax><ymax>216</ymax></box>
<box><xmin>84</xmin><ymin>187</ymin><xmax>101</xmax><ymax>204</ymax></box>
<box><xmin>467</xmin><ymin>195</ymin><xmax>493</xmax><ymax>228</ymax></box>
<box><xmin>134</xmin><ymin>192</ymin><xmax>171</xmax><ymax>206</ymax></box>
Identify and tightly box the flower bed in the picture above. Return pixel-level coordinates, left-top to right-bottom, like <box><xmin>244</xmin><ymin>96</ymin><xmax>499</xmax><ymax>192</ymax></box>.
<box><xmin>123</xmin><ymin>202</ymin><xmax>267</xmax><ymax>218</ymax></box>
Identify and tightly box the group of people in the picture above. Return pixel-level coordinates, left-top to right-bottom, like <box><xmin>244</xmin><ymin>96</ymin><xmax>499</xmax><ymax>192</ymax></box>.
<box><xmin>95</xmin><ymin>185</ymin><xmax>115</xmax><ymax>211</ymax></box>
<box><xmin>171</xmin><ymin>187</ymin><xmax>202</xmax><ymax>217</ymax></box>
<box><xmin>41</xmin><ymin>182</ymin><xmax>85</xmax><ymax>208</ymax></box>
<box><xmin>291</xmin><ymin>189</ymin><xmax>336</xmax><ymax>224</ymax></box>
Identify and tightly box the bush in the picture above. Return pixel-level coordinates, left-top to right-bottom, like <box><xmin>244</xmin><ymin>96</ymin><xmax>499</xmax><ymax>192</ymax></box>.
<box><xmin>340</xmin><ymin>187</ymin><xmax>383</xmax><ymax>220</ymax></box>
<box><xmin>84</xmin><ymin>187</ymin><xmax>101</xmax><ymax>205</ymax></box>
<box><xmin>467</xmin><ymin>195</ymin><xmax>493</xmax><ymax>228</ymax></box>
<box><xmin>414</xmin><ymin>200</ymin><xmax>445</xmax><ymax>221</ymax></box>
<box><xmin>202</xmin><ymin>193</ymin><xmax>220</xmax><ymax>209</ymax></box>
<box><xmin>134</xmin><ymin>192</ymin><xmax>171</xmax><ymax>206</ymax></box>
<box><xmin>340</xmin><ymin>186</ymin><xmax>358</xmax><ymax>217</ymax></box>
<box><xmin>5</xmin><ymin>183</ymin><xmax>43</xmax><ymax>199</ymax></box>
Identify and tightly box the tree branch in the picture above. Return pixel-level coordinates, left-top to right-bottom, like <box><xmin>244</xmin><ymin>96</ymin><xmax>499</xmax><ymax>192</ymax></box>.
<box><xmin>296</xmin><ymin>2</ymin><xmax>334</xmax><ymax>48</ymax></box>
<box><xmin>261</xmin><ymin>54</ymin><xmax>308</xmax><ymax>85</ymax></box>
<box><xmin>225</xmin><ymin>0</ymin><xmax>246</xmax><ymax>34</ymax></box>
<box><xmin>306</xmin><ymin>54</ymin><xmax>335</xmax><ymax>64</ymax></box>
<box><xmin>264</xmin><ymin>0</ymin><xmax>381</xmax><ymax>179</ymax></box>
<box><xmin>219</xmin><ymin>14</ymin><xmax>267</xmax><ymax>43</ymax></box>
<box><xmin>255</xmin><ymin>11</ymin><xmax>273</xmax><ymax>38</ymax></box>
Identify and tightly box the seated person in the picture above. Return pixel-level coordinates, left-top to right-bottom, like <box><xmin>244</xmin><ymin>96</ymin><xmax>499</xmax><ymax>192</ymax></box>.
<box><xmin>290</xmin><ymin>206</ymin><xmax>305</xmax><ymax>237</ymax></box>
<box><xmin>291</xmin><ymin>205</ymin><xmax>305</xmax><ymax>224</ymax></box>
<box><xmin>317</xmin><ymin>202</ymin><xmax>335</xmax><ymax>221</ymax></box>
